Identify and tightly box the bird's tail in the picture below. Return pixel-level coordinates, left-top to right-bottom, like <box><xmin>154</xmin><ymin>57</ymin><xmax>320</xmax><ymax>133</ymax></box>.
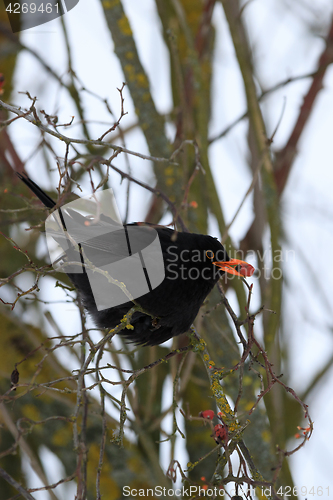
<box><xmin>16</xmin><ymin>172</ymin><xmax>56</xmax><ymax>209</ymax></box>
<box><xmin>16</xmin><ymin>172</ymin><xmax>69</xmax><ymax>233</ymax></box>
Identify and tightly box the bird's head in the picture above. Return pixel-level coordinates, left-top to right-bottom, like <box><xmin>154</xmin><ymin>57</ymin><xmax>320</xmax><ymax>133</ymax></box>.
<box><xmin>204</xmin><ymin>238</ymin><xmax>255</xmax><ymax>279</ymax></box>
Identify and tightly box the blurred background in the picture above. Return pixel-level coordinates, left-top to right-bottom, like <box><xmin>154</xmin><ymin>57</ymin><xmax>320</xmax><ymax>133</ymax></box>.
<box><xmin>1</xmin><ymin>0</ymin><xmax>333</xmax><ymax>498</ymax></box>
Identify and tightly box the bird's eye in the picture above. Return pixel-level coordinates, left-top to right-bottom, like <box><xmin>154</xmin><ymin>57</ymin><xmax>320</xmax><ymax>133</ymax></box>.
<box><xmin>206</xmin><ymin>250</ymin><xmax>214</xmax><ymax>260</ymax></box>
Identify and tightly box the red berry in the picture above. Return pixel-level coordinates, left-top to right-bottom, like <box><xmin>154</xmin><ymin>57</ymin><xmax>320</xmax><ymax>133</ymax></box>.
<box><xmin>199</xmin><ymin>410</ymin><xmax>215</xmax><ymax>420</ymax></box>
<box><xmin>214</xmin><ymin>424</ymin><xmax>227</xmax><ymax>442</ymax></box>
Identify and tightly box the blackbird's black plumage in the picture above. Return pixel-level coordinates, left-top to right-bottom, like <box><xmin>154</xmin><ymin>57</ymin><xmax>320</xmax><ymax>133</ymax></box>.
<box><xmin>75</xmin><ymin>228</ymin><xmax>226</xmax><ymax>345</ymax></box>
<box><xmin>17</xmin><ymin>173</ymin><xmax>248</xmax><ymax>346</ymax></box>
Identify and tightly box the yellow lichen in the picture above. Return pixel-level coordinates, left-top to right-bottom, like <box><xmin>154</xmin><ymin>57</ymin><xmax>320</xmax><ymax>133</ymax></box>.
<box><xmin>102</xmin><ymin>0</ymin><xmax>119</xmax><ymax>8</ymax></box>
<box><xmin>136</xmin><ymin>73</ymin><xmax>148</xmax><ymax>88</ymax></box>
<box><xmin>142</xmin><ymin>92</ymin><xmax>151</xmax><ymax>102</ymax></box>
<box><xmin>228</xmin><ymin>422</ymin><xmax>239</xmax><ymax>433</ymax></box>
<box><xmin>124</xmin><ymin>64</ymin><xmax>135</xmax><ymax>80</ymax></box>
<box><xmin>262</xmin><ymin>430</ymin><xmax>271</xmax><ymax>442</ymax></box>
<box><xmin>118</xmin><ymin>15</ymin><xmax>132</xmax><ymax>36</ymax></box>
<box><xmin>164</xmin><ymin>166</ymin><xmax>174</xmax><ymax>176</ymax></box>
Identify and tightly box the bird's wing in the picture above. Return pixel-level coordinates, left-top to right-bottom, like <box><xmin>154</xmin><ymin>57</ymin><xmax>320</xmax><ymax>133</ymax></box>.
<box><xmin>47</xmin><ymin>220</ymin><xmax>161</xmax><ymax>259</ymax></box>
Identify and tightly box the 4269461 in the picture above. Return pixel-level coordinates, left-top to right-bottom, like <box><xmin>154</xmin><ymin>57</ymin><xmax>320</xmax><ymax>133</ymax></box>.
<box><xmin>5</xmin><ymin>2</ymin><xmax>60</xmax><ymax>14</ymax></box>
<box><xmin>261</xmin><ymin>486</ymin><xmax>330</xmax><ymax>498</ymax></box>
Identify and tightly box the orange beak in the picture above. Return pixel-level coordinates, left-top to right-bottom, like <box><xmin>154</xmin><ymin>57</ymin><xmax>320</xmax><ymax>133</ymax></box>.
<box><xmin>213</xmin><ymin>258</ymin><xmax>255</xmax><ymax>278</ymax></box>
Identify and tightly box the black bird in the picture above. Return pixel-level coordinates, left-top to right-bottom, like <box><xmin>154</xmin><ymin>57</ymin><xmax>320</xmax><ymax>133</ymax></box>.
<box><xmin>17</xmin><ymin>173</ymin><xmax>254</xmax><ymax>346</ymax></box>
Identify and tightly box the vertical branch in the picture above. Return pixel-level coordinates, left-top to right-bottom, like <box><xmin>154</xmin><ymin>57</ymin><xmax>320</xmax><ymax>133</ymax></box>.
<box><xmin>73</xmin><ymin>311</ymin><xmax>90</xmax><ymax>499</ymax></box>
<box><xmin>275</xmin><ymin>15</ymin><xmax>333</xmax><ymax>195</ymax></box>
<box><xmin>95</xmin><ymin>375</ymin><xmax>107</xmax><ymax>500</ymax></box>
<box><xmin>221</xmin><ymin>0</ymin><xmax>281</xmax><ymax>358</ymax></box>
<box><xmin>220</xmin><ymin>0</ymin><xmax>288</xmax><ymax>480</ymax></box>
<box><xmin>100</xmin><ymin>0</ymin><xmax>185</xmax><ymax>208</ymax></box>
